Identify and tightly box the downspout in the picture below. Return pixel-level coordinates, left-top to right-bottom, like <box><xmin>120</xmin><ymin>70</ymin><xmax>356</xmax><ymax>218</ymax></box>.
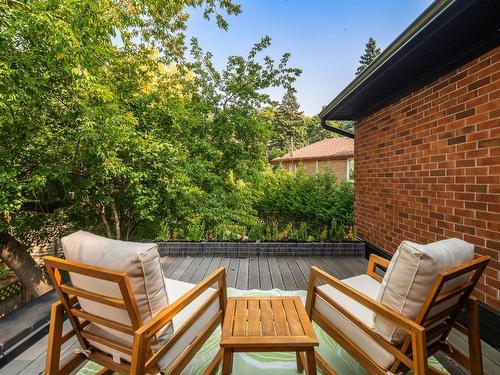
<box><xmin>320</xmin><ymin>118</ymin><xmax>354</xmax><ymax>139</ymax></box>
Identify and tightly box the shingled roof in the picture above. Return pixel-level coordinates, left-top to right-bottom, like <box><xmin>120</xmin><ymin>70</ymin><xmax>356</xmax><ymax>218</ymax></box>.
<box><xmin>271</xmin><ymin>137</ymin><xmax>354</xmax><ymax>163</ymax></box>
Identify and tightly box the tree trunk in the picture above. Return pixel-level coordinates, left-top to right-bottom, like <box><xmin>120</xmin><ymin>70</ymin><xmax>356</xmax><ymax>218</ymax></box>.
<box><xmin>326</xmin><ymin>222</ymin><xmax>332</xmax><ymax>241</ymax></box>
<box><xmin>100</xmin><ymin>206</ymin><xmax>112</xmax><ymax>238</ymax></box>
<box><xmin>0</xmin><ymin>232</ymin><xmax>52</xmax><ymax>297</ymax></box>
<box><xmin>111</xmin><ymin>201</ymin><xmax>121</xmax><ymax>240</ymax></box>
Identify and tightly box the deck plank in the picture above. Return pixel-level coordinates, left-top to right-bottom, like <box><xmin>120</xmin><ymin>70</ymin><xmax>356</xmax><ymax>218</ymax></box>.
<box><xmin>163</xmin><ymin>257</ymin><xmax>183</xmax><ymax>278</ymax></box>
<box><xmin>286</xmin><ymin>257</ymin><xmax>308</xmax><ymax>290</ymax></box>
<box><xmin>295</xmin><ymin>257</ymin><xmax>312</xmax><ymax>284</ymax></box>
<box><xmin>202</xmin><ymin>257</ymin><xmax>222</xmax><ymax>279</ymax></box>
<box><xmin>277</xmin><ymin>257</ymin><xmax>297</xmax><ymax>290</ymax></box>
<box><xmin>226</xmin><ymin>258</ymin><xmax>239</xmax><ymax>288</ymax></box>
<box><xmin>268</xmin><ymin>257</ymin><xmax>285</xmax><ymax>290</ymax></box>
<box><xmin>160</xmin><ymin>256</ymin><xmax>176</xmax><ymax>269</ymax></box>
<box><xmin>248</xmin><ymin>257</ymin><xmax>260</xmax><ymax>290</ymax></box>
<box><xmin>1</xmin><ymin>321</ymin><xmax>78</xmax><ymax>375</ymax></box>
<box><xmin>334</xmin><ymin>257</ymin><xmax>365</xmax><ymax>278</ymax></box>
<box><xmin>258</xmin><ymin>257</ymin><xmax>272</xmax><ymax>290</ymax></box>
<box><xmin>169</xmin><ymin>257</ymin><xmax>195</xmax><ymax>281</ymax></box>
<box><xmin>236</xmin><ymin>258</ymin><xmax>249</xmax><ymax>290</ymax></box>
<box><xmin>178</xmin><ymin>256</ymin><xmax>203</xmax><ymax>283</ymax></box>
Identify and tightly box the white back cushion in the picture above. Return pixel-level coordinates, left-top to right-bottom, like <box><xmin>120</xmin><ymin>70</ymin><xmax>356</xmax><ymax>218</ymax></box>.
<box><xmin>61</xmin><ymin>231</ymin><xmax>172</xmax><ymax>345</ymax></box>
<box><xmin>373</xmin><ymin>238</ymin><xmax>474</xmax><ymax>344</ymax></box>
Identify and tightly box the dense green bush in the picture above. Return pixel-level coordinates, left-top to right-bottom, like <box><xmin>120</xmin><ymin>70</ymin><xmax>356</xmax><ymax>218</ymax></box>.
<box><xmin>253</xmin><ymin>168</ymin><xmax>354</xmax><ymax>241</ymax></box>
<box><xmin>164</xmin><ymin>168</ymin><xmax>355</xmax><ymax>241</ymax></box>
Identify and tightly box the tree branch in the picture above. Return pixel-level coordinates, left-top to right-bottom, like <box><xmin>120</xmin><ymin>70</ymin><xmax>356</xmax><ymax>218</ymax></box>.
<box><xmin>100</xmin><ymin>205</ymin><xmax>112</xmax><ymax>238</ymax></box>
<box><xmin>111</xmin><ymin>200</ymin><xmax>121</xmax><ymax>240</ymax></box>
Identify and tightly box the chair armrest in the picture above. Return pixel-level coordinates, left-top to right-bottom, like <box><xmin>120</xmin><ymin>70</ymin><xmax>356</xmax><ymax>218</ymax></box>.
<box><xmin>135</xmin><ymin>267</ymin><xmax>226</xmax><ymax>339</ymax></box>
<box><xmin>309</xmin><ymin>266</ymin><xmax>422</xmax><ymax>334</ymax></box>
<box><xmin>308</xmin><ymin>267</ymin><xmax>430</xmax><ymax>373</ymax></box>
<box><xmin>131</xmin><ymin>267</ymin><xmax>226</xmax><ymax>374</ymax></box>
<box><xmin>367</xmin><ymin>254</ymin><xmax>390</xmax><ymax>282</ymax></box>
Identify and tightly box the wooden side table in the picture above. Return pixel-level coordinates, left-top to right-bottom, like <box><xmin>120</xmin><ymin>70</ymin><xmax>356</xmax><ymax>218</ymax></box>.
<box><xmin>220</xmin><ymin>296</ymin><xmax>319</xmax><ymax>374</ymax></box>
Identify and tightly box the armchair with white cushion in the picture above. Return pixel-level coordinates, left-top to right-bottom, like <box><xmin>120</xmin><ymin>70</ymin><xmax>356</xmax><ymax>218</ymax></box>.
<box><xmin>305</xmin><ymin>238</ymin><xmax>489</xmax><ymax>375</ymax></box>
<box><xmin>44</xmin><ymin>231</ymin><xmax>227</xmax><ymax>375</ymax></box>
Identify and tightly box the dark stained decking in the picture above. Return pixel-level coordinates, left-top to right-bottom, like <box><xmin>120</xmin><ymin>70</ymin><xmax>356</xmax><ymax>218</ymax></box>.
<box><xmin>160</xmin><ymin>256</ymin><xmax>368</xmax><ymax>290</ymax></box>
<box><xmin>1</xmin><ymin>256</ymin><xmax>498</xmax><ymax>375</ymax></box>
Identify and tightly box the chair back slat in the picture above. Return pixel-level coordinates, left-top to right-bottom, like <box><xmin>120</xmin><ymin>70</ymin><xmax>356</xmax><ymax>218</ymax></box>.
<box><xmin>416</xmin><ymin>255</ymin><xmax>489</xmax><ymax>329</ymax></box>
<box><xmin>70</xmin><ymin>308</ymin><xmax>135</xmax><ymax>334</ymax></box>
<box><xmin>60</xmin><ymin>284</ymin><xmax>128</xmax><ymax>309</ymax></box>
<box><xmin>433</xmin><ymin>280</ymin><xmax>475</xmax><ymax>305</ymax></box>
<box><xmin>44</xmin><ymin>255</ymin><xmax>145</xmax><ymax>369</ymax></box>
<box><xmin>81</xmin><ymin>331</ymin><xmax>133</xmax><ymax>355</ymax></box>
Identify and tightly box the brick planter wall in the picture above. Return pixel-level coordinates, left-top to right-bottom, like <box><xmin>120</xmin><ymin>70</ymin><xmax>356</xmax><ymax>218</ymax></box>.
<box><xmin>156</xmin><ymin>241</ymin><xmax>365</xmax><ymax>257</ymax></box>
<box><xmin>355</xmin><ymin>46</ymin><xmax>499</xmax><ymax>310</ymax></box>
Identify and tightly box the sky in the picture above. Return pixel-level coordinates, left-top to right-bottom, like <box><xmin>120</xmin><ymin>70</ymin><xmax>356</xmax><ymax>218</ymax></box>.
<box><xmin>185</xmin><ymin>0</ymin><xmax>434</xmax><ymax>116</ymax></box>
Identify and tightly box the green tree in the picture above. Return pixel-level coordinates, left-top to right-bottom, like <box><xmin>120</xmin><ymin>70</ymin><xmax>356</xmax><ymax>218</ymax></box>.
<box><xmin>183</xmin><ymin>36</ymin><xmax>301</xmax><ymax>238</ymax></box>
<box><xmin>306</xmin><ymin>116</ymin><xmax>335</xmax><ymax>143</ymax></box>
<box><xmin>356</xmin><ymin>37</ymin><xmax>381</xmax><ymax>76</ymax></box>
<box><xmin>269</xmin><ymin>87</ymin><xmax>307</xmax><ymax>158</ymax></box>
<box><xmin>0</xmin><ymin>0</ymin><xmax>240</xmax><ymax>295</ymax></box>
<box><xmin>337</xmin><ymin>120</ymin><xmax>355</xmax><ymax>134</ymax></box>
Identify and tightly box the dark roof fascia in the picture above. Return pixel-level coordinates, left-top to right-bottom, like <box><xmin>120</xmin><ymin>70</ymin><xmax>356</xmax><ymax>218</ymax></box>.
<box><xmin>319</xmin><ymin>0</ymin><xmax>456</xmax><ymax>120</ymax></box>
<box><xmin>318</xmin><ymin>0</ymin><xmax>499</xmax><ymax>122</ymax></box>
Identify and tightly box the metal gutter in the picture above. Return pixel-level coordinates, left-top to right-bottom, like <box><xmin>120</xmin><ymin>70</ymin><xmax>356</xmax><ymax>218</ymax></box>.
<box><xmin>320</xmin><ymin>118</ymin><xmax>354</xmax><ymax>138</ymax></box>
<box><xmin>319</xmin><ymin>0</ymin><xmax>456</xmax><ymax>121</ymax></box>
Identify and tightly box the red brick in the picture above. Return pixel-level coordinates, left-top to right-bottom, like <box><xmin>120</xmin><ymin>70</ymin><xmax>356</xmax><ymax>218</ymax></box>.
<box><xmin>355</xmin><ymin>47</ymin><xmax>500</xmax><ymax>311</ymax></box>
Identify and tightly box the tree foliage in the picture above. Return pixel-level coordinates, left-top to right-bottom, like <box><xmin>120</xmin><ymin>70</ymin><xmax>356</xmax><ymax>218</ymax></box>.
<box><xmin>0</xmin><ymin>0</ymin><xmax>355</xmax><ymax>294</ymax></box>
<box><xmin>268</xmin><ymin>87</ymin><xmax>307</xmax><ymax>158</ymax></box>
<box><xmin>256</xmin><ymin>169</ymin><xmax>355</xmax><ymax>241</ymax></box>
<box><xmin>355</xmin><ymin>37</ymin><xmax>381</xmax><ymax>76</ymax></box>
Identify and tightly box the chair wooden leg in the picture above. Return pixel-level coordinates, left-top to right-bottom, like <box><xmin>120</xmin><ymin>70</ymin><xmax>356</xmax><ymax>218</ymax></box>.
<box><xmin>467</xmin><ymin>297</ymin><xmax>484</xmax><ymax>375</ymax></box>
<box><xmin>428</xmin><ymin>365</ymin><xmax>448</xmax><ymax>375</ymax></box>
<box><xmin>46</xmin><ymin>302</ymin><xmax>64</xmax><ymax>374</ymax></box>
<box><xmin>221</xmin><ymin>348</ymin><xmax>233</xmax><ymax>375</ymax></box>
<box><xmin>411</xmin><ymin>329</ymin><xmax>428</xmax><ymax>375</ymax></box>
<box><xmin>296</xmin><ymin>351</ymin><xmax>304</xmax><ymax>372</ymax></box>
<box><xmin>204</xmin><ymin>348</ymin><xmax>223</xmax><ymax>375</ymax></box>
<box><xmin>95</xmin><ymin>368</ymin><xmax>114</xmax><ymax>375</ymax></box>
<box><xmin>131</xmin><ymin>332</ymin><xmax>148</xmax><ymax>375</ymax></box>
<box><xmin>305</xmin><ymin>348</ymin><xmax>317</xmax><ymax>375</ymax></box>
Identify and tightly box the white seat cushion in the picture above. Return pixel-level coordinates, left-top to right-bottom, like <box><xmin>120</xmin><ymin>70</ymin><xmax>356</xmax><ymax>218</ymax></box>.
<box><xmin>373</xmin><ymin>238</ymin><xmax>474</xmax><ymax>344</ymax></box>
<box><xmin>84</xmin><ymin>278</ymin><xmax>218</xmax><ymax>372</ymax></box>
<box><xmin>315</xmin><ymin>274</ymin><xmax>395</xmax><ymax>369</ymax></box>
<box><xmin>61</xmin><ymin>231</ymin><xmax>172</xmax><ymax>350</ymax></box>
<box><xmin>159</xmin><ymin>278</ymin><xmax>219</xmax><ymax>371</ymax></box>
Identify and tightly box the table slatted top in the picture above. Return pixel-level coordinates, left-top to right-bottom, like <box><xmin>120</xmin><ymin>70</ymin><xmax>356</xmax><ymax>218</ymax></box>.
<box><xmin>221</xmin><ymin>297</ymin><xmax>318</xmax><ymax>348</ymax></box>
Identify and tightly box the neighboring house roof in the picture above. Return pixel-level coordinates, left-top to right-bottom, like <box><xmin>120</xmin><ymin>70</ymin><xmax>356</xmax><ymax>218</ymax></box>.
<box><xmin>271</xmin><ymin>137</ymin><xmax>354</xmax><ymax>163</ymax></box>
<box><xmin>319</xmin><ymin>0</ymin><xmax>500</xmax><ymax>122</ymax></box>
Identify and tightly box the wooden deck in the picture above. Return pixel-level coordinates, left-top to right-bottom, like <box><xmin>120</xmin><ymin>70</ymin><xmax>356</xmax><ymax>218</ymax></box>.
<box><xmin>1</xmin><ymin>256</ymin><xmax>498</xmax><ymax>375</ymax></box>
<box><xmin>161</xmin><ymin>255</ymin><xmax>368</xmax><ymax>290</ymax></box>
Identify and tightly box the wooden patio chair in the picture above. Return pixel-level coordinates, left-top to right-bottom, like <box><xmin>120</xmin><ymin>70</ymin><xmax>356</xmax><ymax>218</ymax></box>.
<box><xmin>44</xmin><ymin>231</ymin><xmax>227</xmax><ymax>375</ymax></box>
<box><xmin>305</xmin><ymin>238</ymin><xmax>490</xmax><ymax>375</ymax></box>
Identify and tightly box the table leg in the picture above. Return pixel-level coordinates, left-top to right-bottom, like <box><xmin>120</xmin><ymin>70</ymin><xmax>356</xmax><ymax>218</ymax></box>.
<box><xmin>305</xmin><ymin>348</ymin><xmax>317</xmax><ymax>375</ymax></box>
<box><xmin>222</xmin><ymin>348</ymin><xmax>233</xmax><ymax>375</ymax></box>
<box><xmin>296</xmin><ymin>351</ymin><xmax>304</xmax><ymax>372</ymax></box>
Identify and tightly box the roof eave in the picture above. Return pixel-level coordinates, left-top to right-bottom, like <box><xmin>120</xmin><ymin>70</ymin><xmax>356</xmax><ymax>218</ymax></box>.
<box><xmin>318</xmin><ymin>0</ymin><xmax>456</xmax><ymax>121</ymax></box>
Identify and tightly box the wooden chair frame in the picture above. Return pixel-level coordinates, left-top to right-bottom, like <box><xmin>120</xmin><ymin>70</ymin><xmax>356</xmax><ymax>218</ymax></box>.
<box><xmin>305</xmin><ymin>254</ymin><xmax>490</xmax><ymax>375</ymax></box>
<box><xmin>44</xmin><ymin>256</ymin><xmax>227</xmax><ymax>375</ymax></box>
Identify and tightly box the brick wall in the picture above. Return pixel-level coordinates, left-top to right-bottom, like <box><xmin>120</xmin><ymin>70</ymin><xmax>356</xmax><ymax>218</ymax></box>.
<box><xmin>355</xmin><ymin>46</ymin><xmax>500</xmax><ymax>310</ymax></box>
